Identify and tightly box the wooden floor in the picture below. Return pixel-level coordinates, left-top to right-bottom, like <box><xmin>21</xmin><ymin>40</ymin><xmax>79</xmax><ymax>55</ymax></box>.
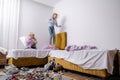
<box><xmin>63</xmin><ymin>70</ymin><xmax>120</xmax><ymax>80</ymax></box>
<box><xmin>63</xmin><ymin>70</ymin><xmax>101</xmax><ymax>80</ymax></box>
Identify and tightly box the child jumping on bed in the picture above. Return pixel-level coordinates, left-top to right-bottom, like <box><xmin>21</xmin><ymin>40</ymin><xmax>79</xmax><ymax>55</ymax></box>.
<box><xmin>48</xmin><ymin>13</ymin><xmax>61</xmax><ymax>45</ymax></box>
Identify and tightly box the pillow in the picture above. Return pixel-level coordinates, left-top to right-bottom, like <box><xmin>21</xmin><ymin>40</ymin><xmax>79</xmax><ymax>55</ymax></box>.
<box><xmin>19</xmin><ymin>36</ymin><xmax>27</xmax><ymax>47</ymax></box>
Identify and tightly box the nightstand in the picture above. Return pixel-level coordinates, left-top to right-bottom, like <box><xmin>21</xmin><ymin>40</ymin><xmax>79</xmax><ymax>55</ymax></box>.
<box><xmin>0</xmin><ymin>52</ymin><xmax>7</xmax><ymax>66</ymax></box>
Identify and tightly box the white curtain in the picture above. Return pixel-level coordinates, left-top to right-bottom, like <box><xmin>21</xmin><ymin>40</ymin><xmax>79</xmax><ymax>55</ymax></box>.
<box><xmin>0</xmin><ymin>0</ymin><xmax>20</xmax><ymax>50</ymax></box>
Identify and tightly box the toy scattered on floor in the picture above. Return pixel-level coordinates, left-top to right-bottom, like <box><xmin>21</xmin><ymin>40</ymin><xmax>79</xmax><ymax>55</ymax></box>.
<box><xmin>44</xmin><ymin>59</ymin><xmax>56</xmax><ymax>71</ymax></box>
<box><xmin>53</xmin><ymin>63</ymin><xmax>63</xmax><ymax>73</ymax></box>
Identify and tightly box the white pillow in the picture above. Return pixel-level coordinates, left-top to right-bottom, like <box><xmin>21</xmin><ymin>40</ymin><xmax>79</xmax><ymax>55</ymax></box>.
<box><xmin>19</xmin><ymin>36</ymin><xmax>27</xmax><ymax>47</ymax></box>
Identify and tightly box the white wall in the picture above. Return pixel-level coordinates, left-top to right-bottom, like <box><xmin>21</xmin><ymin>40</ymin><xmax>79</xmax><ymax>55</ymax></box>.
<box><xmin>54</xmin><ymin>0</ymin><xmax>120</xmax><ymax>49</ymax></box>
<box><xmin>18</xmin><ymin>0</ymin><xmax>53</xmax><ymax>49</ymax></box>
<box><xmin>33</xmin><ymin>0</ymin><xmax>61</xmax><ymax>7</ymax></box>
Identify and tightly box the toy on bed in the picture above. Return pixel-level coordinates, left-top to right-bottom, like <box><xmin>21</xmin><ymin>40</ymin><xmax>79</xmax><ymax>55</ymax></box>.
<box><xmin>43</xmin><ymin>44</ymin><xmax>59</xmax><ymax>50</ymax></box>
<box><xmin>65</xmin><ymin>45</ymin><xmax>97</xmax><ymax>51</ymax></box>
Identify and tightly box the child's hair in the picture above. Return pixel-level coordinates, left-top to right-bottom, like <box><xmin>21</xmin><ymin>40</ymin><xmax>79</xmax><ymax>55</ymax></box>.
<box><xmin>29</xmin><ymin>32</ymin><xmax>34</xmax><ymax>36</ymax></box>
<box><xmin>52</xmin><ymin>13</ymin><xmax>58</xmax><ymax>19</ymax></box>
<box><xmin>53</xmin><ymin>13</ymin><xmax>58</xmax><ymax>16</ymax></box>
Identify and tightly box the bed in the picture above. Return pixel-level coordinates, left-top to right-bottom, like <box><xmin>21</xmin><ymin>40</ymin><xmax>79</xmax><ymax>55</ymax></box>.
<box><xmin>0</xmin><ymin>47</ymin><xmax>7</xmax><ymax>66</ymax></box>
<box><xmin>7</xmin><ymin>49</ymin><xmax>50</xmax><ymax>67</ymax></box>
<box><xmin>7</xmin><ymin>32</ymin><xmax>118</xmax><ymax>78</ymax></box>
<box><xmin>49</xmin><ymin>32</ymin><xmax>118</xmax><ymax>78</ymax></box>
<box><xmin>7</xmin><ymin>32</ymin><xmax>67</xmax><ymax>67</ymax></box>
<box><xmin>48</xmin><ymin>49</ymin><xmax>118</xmax><ymax>78</ymax></box>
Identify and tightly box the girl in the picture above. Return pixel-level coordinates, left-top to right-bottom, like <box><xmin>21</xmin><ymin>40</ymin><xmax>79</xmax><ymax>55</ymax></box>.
<box><xmin>48</xmin><ymin>13</ymin><xmax>61</xmax><ymax>45</ymax></box>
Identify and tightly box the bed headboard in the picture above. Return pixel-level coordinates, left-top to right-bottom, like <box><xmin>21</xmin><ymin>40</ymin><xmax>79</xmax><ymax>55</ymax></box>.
<box><xmin>55</xmin><ymin>32</ymin><xmax>67</xmax><ymax>50</ymax></box>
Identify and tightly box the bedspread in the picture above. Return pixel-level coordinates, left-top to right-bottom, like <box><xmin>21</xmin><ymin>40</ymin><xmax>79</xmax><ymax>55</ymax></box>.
<box><xmin>7</xmin><ymin>49</ymin><xmax>50</xmax><ymax>59</ymax></box>
<box><xmin>49</xmin><ymin>50</ymin><xmax>117</xmax><ymax>74</ymax></box>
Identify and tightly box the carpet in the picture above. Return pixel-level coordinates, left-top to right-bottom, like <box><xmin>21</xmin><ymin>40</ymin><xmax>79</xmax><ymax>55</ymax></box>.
<box><xmin>0</xmin><ymin>66</ymin><xmax>76</xmax><ymax>80</ymax></box>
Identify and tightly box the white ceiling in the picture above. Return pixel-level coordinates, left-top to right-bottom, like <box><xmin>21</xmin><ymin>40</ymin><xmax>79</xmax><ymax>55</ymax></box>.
<box><xmin>33</xmin><ymin>0</ymin><xmax>61</xmax><ymax>7</ymax></box>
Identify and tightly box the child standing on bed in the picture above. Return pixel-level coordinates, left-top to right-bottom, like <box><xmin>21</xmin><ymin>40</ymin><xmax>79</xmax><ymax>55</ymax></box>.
<box><xmin>48</xmin><ymin>13</ymin><xmax>61</xmax><ymax>45</ymax></box>
<box><xmin>25</xmin><ymin>32</ymin><xmax>37</xmax><ymax>49</ymax></box>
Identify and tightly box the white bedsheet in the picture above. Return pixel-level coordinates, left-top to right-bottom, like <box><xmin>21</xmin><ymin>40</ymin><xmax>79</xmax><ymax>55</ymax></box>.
<box><xmin>49</xmin><ymin>50</ymin><xmax>74</xmax><ymax>60</ymax></box>
<box><xmin>49</xmin><ymin>50</ymin><xmax>116</xmax><ymax>74</ymax></box>
<box><xmin>7</xmin><ymin>49</ymin><xmax>50</xmax><ymax>59</ymax></box>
